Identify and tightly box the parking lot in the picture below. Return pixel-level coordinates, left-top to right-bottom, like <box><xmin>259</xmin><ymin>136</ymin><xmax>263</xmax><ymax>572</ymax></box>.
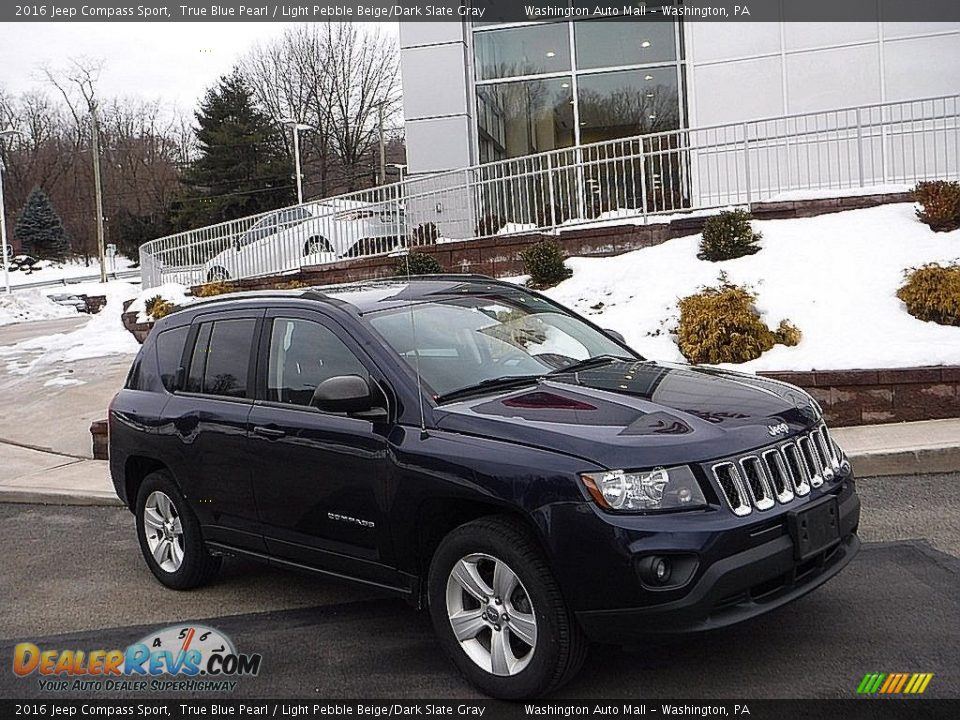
<box><xmin>0</xmin><ymin>473</ymin><xmax>957</xmax><ymax>699</ymax></box>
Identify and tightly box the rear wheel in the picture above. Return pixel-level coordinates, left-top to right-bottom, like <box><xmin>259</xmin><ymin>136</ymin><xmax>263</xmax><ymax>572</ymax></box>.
<box><xmin>206</xmin><ymin>266</ymin><xmax>229</xmax><ymax>282</ymax></box>
<box><xmin>135</xmin><ymin>471</ymin><xmax>220</xmax><ymax>590</ymax></box>
<box><xmin>428</xmin><ymin>516</ymin><xmax>587</xmax><ymax>698</ymax></box>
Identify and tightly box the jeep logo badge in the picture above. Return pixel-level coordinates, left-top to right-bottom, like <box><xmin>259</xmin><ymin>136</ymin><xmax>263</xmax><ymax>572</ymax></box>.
<box><xmin>767</xmin><ymin>422</ymin><xmax>789</xmax><ymax>437</ymax></box>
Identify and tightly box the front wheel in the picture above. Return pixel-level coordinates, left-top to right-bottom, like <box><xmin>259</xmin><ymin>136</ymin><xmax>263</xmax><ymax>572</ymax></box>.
<box><xmin>135</xmin><ymin>471</ymin><xmax>221</xmax><ymax>590</ymax></box>
<box><xmin>428</xmin><ymin>516</ymin><xmax>587</xmax><ymax>698</ymax></box>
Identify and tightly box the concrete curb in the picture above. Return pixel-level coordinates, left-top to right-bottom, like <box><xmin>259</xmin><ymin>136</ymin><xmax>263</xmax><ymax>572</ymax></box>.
<box><xmin>848</xmin><ymin>446</ymin><xmax>960</xmax><ymax>478</ymax></box>
<box><xmin>0</xmin><ymin>487</ymin><xmax>124</xmax><ymax>507</ymax></box>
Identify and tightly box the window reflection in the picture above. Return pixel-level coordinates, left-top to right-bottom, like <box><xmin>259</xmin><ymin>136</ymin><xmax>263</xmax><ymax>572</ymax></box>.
<box><xmin>477</xmin><ymin>77</ymin><xmax>575</xmax><ymax>161</ymax></box>
<box><xmin>577</xmin><ymin>67</ymin><xmax>680</xmax><ymax>143</ymax></box>
<box><xmin>474</xmin><ymin>24</ymin><xmax>571</xmax><ymax>80</ymax></box>
<box><xmin>574</xmin><ymin>18</ymin><xmax>676</xmax><ymax>69</ymax></box>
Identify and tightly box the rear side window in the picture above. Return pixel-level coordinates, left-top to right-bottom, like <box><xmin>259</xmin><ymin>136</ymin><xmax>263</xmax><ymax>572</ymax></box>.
<box><xmin>185</xmin><ymin>319</ymin><xmax>256</xmax><ymax>399</ymax></box>
<box><xmin>156</xmin><ymin>326</ymin><xmax>189</xmax><ymax>392</ymax></box>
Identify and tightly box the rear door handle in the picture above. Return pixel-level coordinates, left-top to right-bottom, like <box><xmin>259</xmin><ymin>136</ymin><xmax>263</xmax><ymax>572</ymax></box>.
<box><xmin>253</xmin><ymin>425</ymin><xmax>287</xmax><ymax>439</ymax></box>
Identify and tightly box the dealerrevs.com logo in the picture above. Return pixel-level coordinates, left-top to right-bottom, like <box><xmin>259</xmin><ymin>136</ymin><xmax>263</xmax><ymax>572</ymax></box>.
<box><xmin>13</xmin><ymin>624</ymin><xmax>261</xmax><ymax>693</ymax></box>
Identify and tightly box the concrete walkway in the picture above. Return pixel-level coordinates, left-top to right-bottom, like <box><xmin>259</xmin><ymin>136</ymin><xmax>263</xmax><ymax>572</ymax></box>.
<box><xmin>0</xmin><ymin>417</ymin><xmax>957</xmax><ymax>507</ymax></box>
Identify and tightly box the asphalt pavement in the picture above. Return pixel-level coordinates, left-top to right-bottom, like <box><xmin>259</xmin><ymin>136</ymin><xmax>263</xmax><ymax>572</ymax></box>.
<box><xmin>0</xmin><ymin>473</ymin><xmax>957</xmax><ymax>699</ymax></box>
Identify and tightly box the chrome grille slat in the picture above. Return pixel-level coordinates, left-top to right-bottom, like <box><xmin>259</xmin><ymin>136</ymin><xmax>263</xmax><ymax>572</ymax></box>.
<box><xmin>762</xmin><ymin>449</ymin><xmax>795</xmax><ymax>503</ymax></box>
<box><xmin>782</xmin><ymin>442</ymin><xmax>811</xmax><ymax>496</ymax></box>
<box><xmin>711</xmin><ymin>424</ymin><xmax>845</xmax><ymax>515</ymax></box>
<box><xmin>739</xmin><ymin>457</ymin><xmax>775</xmax><ymax>510</ymax></box>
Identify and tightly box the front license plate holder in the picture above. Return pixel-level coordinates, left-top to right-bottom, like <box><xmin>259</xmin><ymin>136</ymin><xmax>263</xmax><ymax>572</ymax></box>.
<box><xmin>788</xmin><ymin>496</ymin><xmax>841</xmax><ymax>562</ymax></box>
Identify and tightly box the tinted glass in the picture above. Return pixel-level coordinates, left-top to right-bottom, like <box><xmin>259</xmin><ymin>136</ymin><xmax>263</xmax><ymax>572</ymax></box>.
<box><xmin>267</xmin><ymin>319</ymin><xmax>367</xmax><ymax>406</ymax></box>
<box><xmin>474</xmin><ymin>24</ymin><xmax>570</xmax><ymax>80</ymax></box>
<box><xmin>577</xmin><ymin>67</ymin><xmax>680</xmax><ymax>142</ymax></box>
<box><xmin>186</xmin><ymin>319</ymin><xmax>256</xmax><ymax>398</ymax></box>
<box><xmin>156</xmin><ymin>325</ymin><xmax>189</xmax><ymax>392</ymax></box>
<box><xmin>477</xmin><ymin>77</ymin><xmax>574</xmax><ymax>161</ymax></box>
<box><xmin>367</xmin><ymin>292</ymin><xmax>632</xmax><ymax>397</ymax></box>
<box><xmin>574</xmin><ymin>18</ymin><xmax>677</xmax><ymax>69</ymax></box>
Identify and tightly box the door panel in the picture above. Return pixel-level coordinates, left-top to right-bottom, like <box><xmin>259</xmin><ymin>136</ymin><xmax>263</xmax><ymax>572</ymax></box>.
<box><xmin>162</xmin><ymin>311</ymin><xmax>264</xmax><ymax>551</ymax></box>
<box><xmin>247</xmin><ymin>311</ymin><xmax>397</xmax><ymax>583</ymax></box>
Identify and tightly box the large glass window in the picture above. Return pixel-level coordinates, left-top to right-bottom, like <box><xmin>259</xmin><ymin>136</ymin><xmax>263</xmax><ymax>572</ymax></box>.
<box><xmin>477</xmin><ymin>77</ymin><xmax>574</xmax><ymax>162</ymax></box>
<box><xmin>474</xmin><ymin>24</ymin><xmax>571</xmax><ymax>80</ymax></box>
<box><xmin>577</xmin><ymin>67</ymin><xmax>680</xmax><ymax>143</ymax></box>
<box><xmin>574</xmin><ymin>18</ymin><xmax>677</xmax><ymax>69</ymax></box>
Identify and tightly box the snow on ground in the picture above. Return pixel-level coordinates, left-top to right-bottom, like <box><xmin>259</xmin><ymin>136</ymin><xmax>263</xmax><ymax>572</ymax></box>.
<box><xmin>0</xmin><ymin>281</ymin><xmax>141</xmax><ymax>380</ymax></box>
<box><xmin>6</xmin><ymin>256</ymin><xmax>136</xmax><ymax>288</ymax></box>
<box><xmin>542</xmin><ymin>203</ymin><xmax>960</xmax><ymax>372</ymax></box>
<box><xmin>0</xmin><ymin>290</ymin><xmax>78</xmax><ymax>326</ymax></box>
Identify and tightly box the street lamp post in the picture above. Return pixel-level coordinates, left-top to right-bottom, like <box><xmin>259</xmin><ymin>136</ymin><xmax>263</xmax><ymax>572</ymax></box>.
<box><xmin>0</xmin><ymin>128</ymin><xmax>21</xmax><ymax>295</ymax></box>
<box><xmin>279</xmin><ymin>118</ymin><xmax>313</xmax><ymax>205</ymax></box>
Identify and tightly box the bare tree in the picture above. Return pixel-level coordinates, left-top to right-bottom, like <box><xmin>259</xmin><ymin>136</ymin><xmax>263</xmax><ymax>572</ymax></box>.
<box><xmin>243</xmin><ymin>23</ymin><xmax>400</xmax><ymax>196</ymax></box>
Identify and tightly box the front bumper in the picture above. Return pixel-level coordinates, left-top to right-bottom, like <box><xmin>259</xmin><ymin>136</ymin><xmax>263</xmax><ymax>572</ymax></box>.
<box><xmin>555</xmin><ymin>477</ymin><xmax>861</xmax><ymax>643</ymax></box>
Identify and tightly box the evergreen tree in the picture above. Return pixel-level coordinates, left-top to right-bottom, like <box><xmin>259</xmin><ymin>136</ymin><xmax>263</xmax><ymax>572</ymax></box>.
<box><xmin>14</xmin><ymin>187</ymin><xmax>70</xmax><ymax>261</ymax></box>
<box><xmin>177</xmin><ymin>69</ymin><xmax>294</xmax><ymax>228</ymax></box>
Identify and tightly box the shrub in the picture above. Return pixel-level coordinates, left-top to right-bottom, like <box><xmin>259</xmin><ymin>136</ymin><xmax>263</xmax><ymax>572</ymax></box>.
<box><xmin>477</xmin><ymin>214</ymin><xmax>506</xmax><ymax>236</ymax></box>
<box><xmin>521</xmin><ymin>239</ymin><xmax>573</xmax><ymax>288</ymax></box>
<box><xmin>913</xmin><ymin>180</ymin><xmax>960</xmax><ymax>232</ymax></box>
<box><xmin>676</xmin><ymin>279</ymin><xmax>801</xmax><ymax>364</ymax></box>
<box><xmin>896</xmin><ymin>263</ymin><xmax>960</xmax><ymax>326</ymax></box>
<box><xmin>697</xmin><ymin>210</ymin><xmax>763</xmax><ymax>262</ymax></box>
<box><xmin>396</xmin><ymin>252</ymin><xmax>443</xmax><ymax>276</ymax></box>
<box><xmin>144</xmin><ymin>296</ymin><xmax>175</xmax><ymax>320</ymax></box>
<box><xmin>274</xmin><ymin>280</ymin><xmax>307</xmax><ymax>289</ymax></box>
<box><xmin>195</xmin><ymin>281</ymin><xmax>234</xmax><ymax>297</ymax></box>
<box><xmin>410</xmin><ymin>222</ymin><xmax>439</xmax><ymax>247</ymax></box>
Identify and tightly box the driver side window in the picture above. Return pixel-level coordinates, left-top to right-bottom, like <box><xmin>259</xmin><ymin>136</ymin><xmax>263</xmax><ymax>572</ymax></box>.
<box><xmin>267</xmin><ymin>318</ymin><xmax>367</xmax><ymax>407</ymax></box>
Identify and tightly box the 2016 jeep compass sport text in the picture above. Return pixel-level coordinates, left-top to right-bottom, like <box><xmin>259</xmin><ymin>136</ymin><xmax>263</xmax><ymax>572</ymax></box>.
<box><xmin>110</xmin><ymin>276</ymin><xmax>860</xmax><ymax>698</ymax></box>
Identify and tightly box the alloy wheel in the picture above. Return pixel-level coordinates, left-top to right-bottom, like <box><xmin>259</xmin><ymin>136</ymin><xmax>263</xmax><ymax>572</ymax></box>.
<box><xmin>143</xmin><ymin>490</ymin><xmax>185</xmax><ymax>573</ymax></box>
<box><xmin>445</xmin><ymin>553</ymin><xmax>537</xmax><ymax>677</ymax></box>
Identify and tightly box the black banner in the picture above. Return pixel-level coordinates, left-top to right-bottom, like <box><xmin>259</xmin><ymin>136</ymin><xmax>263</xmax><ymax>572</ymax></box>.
<box><xmin>5</xmin><ymin>0</ymin><xmax>960</xmax><ymax>23</ymax></box>
<box><xmin>1</xmin><ymin>700</ymin><xmax>959</xmax><ymax>720</ymax></box>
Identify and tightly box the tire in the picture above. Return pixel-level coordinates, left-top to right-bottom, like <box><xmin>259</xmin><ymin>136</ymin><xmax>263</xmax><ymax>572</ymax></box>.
<box><xmin>206</xmin><ymin>267</ymin><xmax>229</xmax><ymax>282</ymax></box>
<box><xmin>135</xmin><ymin>470</ymin><xmax>221</xmax><ymax>590</ymax></box>
<box><xmin>428</xmin><ymin>515</ymin><xmax>587</xmax><ymax>699</ymax></box>
<box><xmin>303</xmin><ymin>237</ymin><xmax>322</xmax><ymax>255</ymax></box>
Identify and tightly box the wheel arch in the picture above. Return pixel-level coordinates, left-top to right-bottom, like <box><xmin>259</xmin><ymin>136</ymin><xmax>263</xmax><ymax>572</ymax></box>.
<box><xmin>122</xmin><ymin>455</ymin><xmax>175</xmax><ymax>511</ymax></box>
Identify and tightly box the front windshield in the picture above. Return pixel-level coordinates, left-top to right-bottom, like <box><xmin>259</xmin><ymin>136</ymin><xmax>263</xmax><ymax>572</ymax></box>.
<box><xmin>366</xmin><ymin>291</ymin><xmax>637</xmax><ymax>398</ymax></box>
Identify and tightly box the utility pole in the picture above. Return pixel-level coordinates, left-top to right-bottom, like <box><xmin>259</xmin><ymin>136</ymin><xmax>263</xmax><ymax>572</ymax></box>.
<box><xmin>90</xmin><ymin>101</ymin><xmax>106</xmax><ymax>283</ymax></box>
<box><xmin>280</xmin><ymin>119</ymin><xmax>313</xmax><ymax>205</ymax></box>
<box><xmin>0</xmin><ymin>128</ymin><xmax>21</xmax><ymax>295</ymax></box>
<box><xmin>378</xmin><ymin>103</ymin><xmax>386</xmax><ymax>185</ymax></box>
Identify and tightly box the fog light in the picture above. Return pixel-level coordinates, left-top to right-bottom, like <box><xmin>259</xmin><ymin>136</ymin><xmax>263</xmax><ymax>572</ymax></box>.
<box><xmin>654</xmin><ymin>557</ymin><xmax>670</xmax><ymax>583</ymax></box>
<box><xmin>638</xmin><ymin>555</ymin><xmax>672</xmax><ymax>586</ymax></box>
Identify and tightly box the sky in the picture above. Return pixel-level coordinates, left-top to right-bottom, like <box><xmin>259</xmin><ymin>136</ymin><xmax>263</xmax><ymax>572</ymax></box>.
<box><xmin>0</xmin><ymin>22</ymin><xmax>400</xmax><ymax>117</ymax></box>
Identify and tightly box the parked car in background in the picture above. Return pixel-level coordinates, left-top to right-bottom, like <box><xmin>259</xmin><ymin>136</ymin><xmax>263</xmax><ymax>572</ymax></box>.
<box><xmin>7</xmin><ymin>254</ymin><xmax>39</xmax><ymax>272</ymax></box>
<box><xmin>203</xmin><ymin>199</ymin><xmax>407</xmax><ymax>282</ymax></box>
<box><xmin>109</xmin><ymin>276</ymin><xmax>860</xmax><ymax>699</ymax></box>
<box><xmin>47</xmin><ymin>293</ymin><xmax>87</xmax><ymax>313</ymax></box>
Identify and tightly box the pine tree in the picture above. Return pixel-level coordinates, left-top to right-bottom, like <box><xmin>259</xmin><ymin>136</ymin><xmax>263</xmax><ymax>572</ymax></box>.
<box><xmin>14</xmin><ymin>187</ymin><xmax>70</xmax><ymax>261</ymax></box>
<box><xmin>177</xmin><ymin>69</ymin><xmax>294</xmax><ymax>228</ymax></box>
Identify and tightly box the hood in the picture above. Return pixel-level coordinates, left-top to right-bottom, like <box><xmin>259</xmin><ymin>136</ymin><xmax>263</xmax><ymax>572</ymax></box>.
<box><xmin>433</xmin><ymin>360</ymin><xmax>821</xmax><ymax>469</ymax></box>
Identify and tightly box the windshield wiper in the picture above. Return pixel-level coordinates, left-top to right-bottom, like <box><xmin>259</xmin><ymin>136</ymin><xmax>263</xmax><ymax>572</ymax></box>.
<box><xmin>435</xmin><ymin>374</ymin><xmax>543</xmax><ymax>404</ymax></box>
<box><xmin>547</xmin><ymin>354</ymin><xmax>634</xmax><ymax>376</ymax></box>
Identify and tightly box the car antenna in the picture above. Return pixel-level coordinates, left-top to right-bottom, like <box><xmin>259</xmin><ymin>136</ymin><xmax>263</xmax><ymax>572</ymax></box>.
<box><xmin>403</xmin><ymin>249</ymin><xmax>429</xmax><ymax>439</ymax></box>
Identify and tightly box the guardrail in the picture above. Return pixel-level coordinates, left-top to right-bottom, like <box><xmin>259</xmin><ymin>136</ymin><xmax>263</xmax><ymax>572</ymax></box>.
<box><xmin>11</xmin><ymin>269</ymin><xmax>141</xmax><ymax>292</ymax></box>
<box><xmin>140</xmin><ymin>93</ymin><xmax>960</xmax><ymax>289</ymax></box>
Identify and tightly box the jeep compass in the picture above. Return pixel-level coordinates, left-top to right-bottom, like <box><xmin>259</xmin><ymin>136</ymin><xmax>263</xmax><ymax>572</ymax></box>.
<box><xmin>110</xmin><ymin>276</ymin><xmax>861</xmax><ymax>698</ymax></box>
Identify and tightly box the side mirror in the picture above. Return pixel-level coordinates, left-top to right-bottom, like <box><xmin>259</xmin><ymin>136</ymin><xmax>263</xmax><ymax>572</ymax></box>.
<box><xmin>604</xmin><ymin>328</ymin><xmax>626</xmax><ymax>344</ymax></box>
<box><xmin>311</xmin><ymin>375</ymin><xmax>386</xmax><ymax>420</ymax></box>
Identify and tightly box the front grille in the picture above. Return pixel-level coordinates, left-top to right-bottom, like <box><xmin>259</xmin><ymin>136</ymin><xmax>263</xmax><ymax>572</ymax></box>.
<box><xmin>710</xmin><ymin>423</ymin><xmax>845</xmax><ymax>516</ymax></box>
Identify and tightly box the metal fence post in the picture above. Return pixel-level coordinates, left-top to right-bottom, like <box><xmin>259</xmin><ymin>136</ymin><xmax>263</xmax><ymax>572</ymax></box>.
<box><xmin>546</xmin><ymin>153</ymin><xmax>558</xmax><ymax>230</ymax></box>
<box><xmin>743</xmin><ymin>123</ymin><xmax>752</xmax><ymax>209</ymax></box>
<box><xmin>856</xmin><ymin>107</ymin><xmax>865</xmax><ymax>187</ymax></box>
<box><xmin>639</xmin><ymin>148</ymin><xmax>649</xmax><ymax>224</ymax></box>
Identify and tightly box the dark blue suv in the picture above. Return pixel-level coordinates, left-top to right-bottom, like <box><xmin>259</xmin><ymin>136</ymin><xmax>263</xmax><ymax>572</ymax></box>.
<box><xmin>110</xmin><ymin>276</ymin><xmax>860</xmax><ymax>698</ymax></box>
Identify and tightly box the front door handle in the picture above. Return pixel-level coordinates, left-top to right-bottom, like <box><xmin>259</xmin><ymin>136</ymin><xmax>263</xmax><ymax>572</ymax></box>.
<box><xmin>253</xmin><ymin>425</ymin><xmax>286</xmax><ymax>440</ymax></box>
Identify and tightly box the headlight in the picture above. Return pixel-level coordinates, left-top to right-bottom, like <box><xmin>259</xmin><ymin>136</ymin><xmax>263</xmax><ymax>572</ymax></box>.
<box><xmin>580</xmin><ymin>466</ymin><xmax>707</xmax><ymax>512</ymax></box>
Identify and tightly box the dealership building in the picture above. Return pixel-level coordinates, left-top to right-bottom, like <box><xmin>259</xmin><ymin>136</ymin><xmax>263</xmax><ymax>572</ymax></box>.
<box><xmin>399</xmin><ymin>17</ymin><xmax>960</xmax><ymax>177</ymax></box>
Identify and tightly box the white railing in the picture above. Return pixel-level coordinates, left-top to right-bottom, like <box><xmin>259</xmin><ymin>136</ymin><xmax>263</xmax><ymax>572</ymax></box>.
<box><xmin>140</xmin><ymin>94</ymin><xmax>960</xmax><ymax>289</ymax></box>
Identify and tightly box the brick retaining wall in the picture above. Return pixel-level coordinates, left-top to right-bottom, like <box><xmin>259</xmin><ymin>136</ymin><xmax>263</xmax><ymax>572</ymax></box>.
<box><xmin>758</xmin><ymin>367</ymin><xmax>960</xmax><ymax>427</ymax></box>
